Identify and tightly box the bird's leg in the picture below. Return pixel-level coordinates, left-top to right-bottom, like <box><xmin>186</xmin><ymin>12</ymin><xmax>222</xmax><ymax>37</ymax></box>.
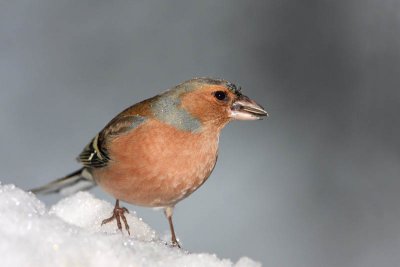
<box><xmin>164</xmin><ymin>206</ymin><xmax>181</xmax><ymax>248</ymax></box>
<box><xmin>101</xmin><ymin>199</ymin><xmax>130</xmax><ymax>235</ymax></box>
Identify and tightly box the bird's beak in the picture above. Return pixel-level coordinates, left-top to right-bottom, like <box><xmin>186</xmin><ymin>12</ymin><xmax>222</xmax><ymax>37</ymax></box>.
<box><xmin>229</xmin><ymin>95</ymin><xmax>268</xmax><ymax>120</ymax></box>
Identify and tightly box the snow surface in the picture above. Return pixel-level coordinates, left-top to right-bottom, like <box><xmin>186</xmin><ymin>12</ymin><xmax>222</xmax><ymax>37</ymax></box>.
<box><xmin>0</xmin><ymin>183</ymin><xmax>260</xmax><ymax>267</ymax></box>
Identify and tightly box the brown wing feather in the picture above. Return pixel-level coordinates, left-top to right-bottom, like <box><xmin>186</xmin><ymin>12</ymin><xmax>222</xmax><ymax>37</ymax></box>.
<box><xmin>78</xmin><ymin>114</ymin><xmax>147</xmax><ymax>168</ymax></box>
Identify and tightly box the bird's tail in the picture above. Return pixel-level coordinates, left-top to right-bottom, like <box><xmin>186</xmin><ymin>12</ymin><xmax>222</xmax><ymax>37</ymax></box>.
<box><xmin>30</xmin><ymin>168</ymin><xmax>96</xmax><ymax>196</ymax></box>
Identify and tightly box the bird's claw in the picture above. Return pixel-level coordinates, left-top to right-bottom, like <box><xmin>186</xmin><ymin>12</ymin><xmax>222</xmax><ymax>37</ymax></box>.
<box><xmin>101</xmin><ymin>202</ymin><xmax>130</xmax><ymax>235</ymax></box>
<box><xmin>170</xmin><ymin>238</ymin><xmax>181</xmax><ymax>248</ymax></box>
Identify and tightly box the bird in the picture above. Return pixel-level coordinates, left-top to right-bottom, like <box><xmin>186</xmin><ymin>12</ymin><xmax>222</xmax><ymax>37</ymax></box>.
<box><xmin>30</xmin><ymin>77</ymin><xmax>268</xmax><ymax>247</ymax></box>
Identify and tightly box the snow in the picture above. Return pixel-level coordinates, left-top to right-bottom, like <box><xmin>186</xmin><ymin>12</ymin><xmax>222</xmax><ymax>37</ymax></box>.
<box><xmin>0</xmin><ymin>183</ymin><xmax>261</xmax><ymax>267</ymax></box>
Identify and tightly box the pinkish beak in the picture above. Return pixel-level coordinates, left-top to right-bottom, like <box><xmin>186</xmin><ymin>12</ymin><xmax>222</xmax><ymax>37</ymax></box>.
<box><xmin>229</xmin><ymin>95</ymin><xmax>268</xmax><ymax>120</ymax></box>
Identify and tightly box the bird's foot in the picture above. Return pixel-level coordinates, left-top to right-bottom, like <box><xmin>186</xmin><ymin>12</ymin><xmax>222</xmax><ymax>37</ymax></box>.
<box><xmin>171</xmin><ymin>239</ymin><xmax>181</xmax><ymax>249</ymax></box>
<box><xmin>101</xmin><ymin>200</ymin><xmax>130</xmax><ymax>235</ymax></box>
<box><xmin>171</xmin><ymin>241</ymin><xmax>181</xmax><ymax>248</ymax></box>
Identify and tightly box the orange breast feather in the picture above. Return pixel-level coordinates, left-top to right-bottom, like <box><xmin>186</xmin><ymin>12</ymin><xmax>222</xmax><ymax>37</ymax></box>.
<box><xmin>92</xmin><ymin>119</ymin><xmax>219</xmax><ymax>207</ymax></box>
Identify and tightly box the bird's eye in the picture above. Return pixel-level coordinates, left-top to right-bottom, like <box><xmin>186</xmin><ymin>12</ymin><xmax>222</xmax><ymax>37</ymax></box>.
<box><xmin>214</xmin><ymin>91</ymin><xmax>227</xmax><ymax>101</ymax></box>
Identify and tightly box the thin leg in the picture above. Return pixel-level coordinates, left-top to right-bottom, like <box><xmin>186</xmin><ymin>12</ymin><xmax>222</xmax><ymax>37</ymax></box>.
<box><xmin>101</xmin><ymin>199</ymin><xmax>130</xmax><ymax>235</ymax></box>
<box><xmin>164</xmin><ymin>206</ymin><xmax>180</xmax><ymax>248</ymax></box>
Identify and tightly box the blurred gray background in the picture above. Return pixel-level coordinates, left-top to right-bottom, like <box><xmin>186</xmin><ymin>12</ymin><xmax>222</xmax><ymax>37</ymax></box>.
<box><xmin>1</xmin><ymin>1</ymin><xmax>399</xmax><ymax>266</ymax></box>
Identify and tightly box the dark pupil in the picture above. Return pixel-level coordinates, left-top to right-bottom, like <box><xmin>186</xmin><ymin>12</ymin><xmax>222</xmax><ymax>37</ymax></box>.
<box><xmin>214</xmin><ymin>91</ymin><xmax>226</xmax><ymax>101</ymax></box>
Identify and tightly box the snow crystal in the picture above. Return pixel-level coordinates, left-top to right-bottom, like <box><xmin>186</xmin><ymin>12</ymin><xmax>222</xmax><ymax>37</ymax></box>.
<box><xmin>0</xmin><ymin>183</ymin><xmax>261</xmax><ymax>267</ymax></box>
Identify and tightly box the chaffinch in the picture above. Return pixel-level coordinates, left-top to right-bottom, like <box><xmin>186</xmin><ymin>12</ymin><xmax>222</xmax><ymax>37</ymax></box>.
<box><xmin>31</xmin><ymin>77</ymin><xmax>267</xmax><ymax>247</ymax></box>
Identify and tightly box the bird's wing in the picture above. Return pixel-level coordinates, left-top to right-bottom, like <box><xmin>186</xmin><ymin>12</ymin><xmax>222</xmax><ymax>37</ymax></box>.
<box><xmin>78</xmin><ymin>133</ymin><xmax>110</xmax><ymax>168</ymax></box>
<box><xmin>78</xmin><ymin>114</ymin><xmax>146</xmax><ymax>168</ymax></box>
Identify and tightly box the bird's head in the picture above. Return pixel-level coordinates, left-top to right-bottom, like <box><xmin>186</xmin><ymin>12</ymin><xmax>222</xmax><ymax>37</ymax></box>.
<box><xmin>165</xmin><ymin>77</ymin><xmax>268</xmax><ymax>131</ymax></box>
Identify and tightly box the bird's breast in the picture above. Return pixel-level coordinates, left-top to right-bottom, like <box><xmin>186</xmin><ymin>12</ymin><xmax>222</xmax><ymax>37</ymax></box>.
<box><xmin>92</xmin><ymin>119</ymin><xmax>219</xmax><ymax>207</ymax></box>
